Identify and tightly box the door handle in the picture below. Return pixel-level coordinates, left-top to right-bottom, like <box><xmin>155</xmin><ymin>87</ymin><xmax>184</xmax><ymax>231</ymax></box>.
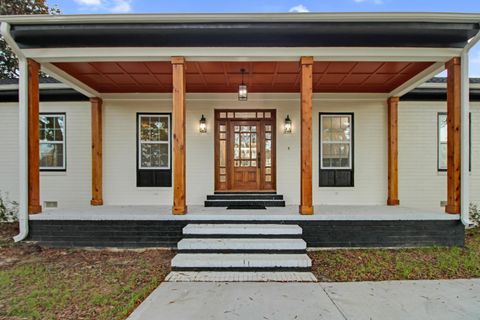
<box><xmin>257</xmin><ymin>152</ymin><xmax>261</xmax><ymax>168</ymax></box>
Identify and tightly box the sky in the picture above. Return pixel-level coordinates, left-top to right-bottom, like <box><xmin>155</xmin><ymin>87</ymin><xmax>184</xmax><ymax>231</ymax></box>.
<box><xmin>46</xmin><ymin>0</ymin><xmax>480</xmax><ymax>76</ymax></box>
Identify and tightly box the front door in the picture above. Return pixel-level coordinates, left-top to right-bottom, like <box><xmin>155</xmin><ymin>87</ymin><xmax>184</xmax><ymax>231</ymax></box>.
<box><xmin>215</xmin><ymin>110</ymin><xmax>276</xmax><ymax>191</ymax></box>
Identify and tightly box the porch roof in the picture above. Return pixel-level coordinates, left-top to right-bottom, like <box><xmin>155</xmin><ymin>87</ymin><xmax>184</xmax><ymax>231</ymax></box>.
<box><xmin>2</xmin><ymin>12</ymin><xmax>480</xmax><ymax>49</ymax></box>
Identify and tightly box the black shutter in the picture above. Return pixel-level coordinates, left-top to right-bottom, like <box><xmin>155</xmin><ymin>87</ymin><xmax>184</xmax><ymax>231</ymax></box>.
<box><xmin>136</xmin><ymin>113</ymin><xmax>172</xmax><ymax>187</ymax></box>
<box><xmin>319</xmin><ymin>113</ymin><xmax>354</xmax><ymax>187</ymax></box>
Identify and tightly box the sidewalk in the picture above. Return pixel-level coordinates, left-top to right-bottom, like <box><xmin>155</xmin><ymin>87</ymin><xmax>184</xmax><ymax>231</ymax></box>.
<box><xmin>127</xmin><ymin>279</ymin><xmax>480</xmax><ymax>320</ymax></box>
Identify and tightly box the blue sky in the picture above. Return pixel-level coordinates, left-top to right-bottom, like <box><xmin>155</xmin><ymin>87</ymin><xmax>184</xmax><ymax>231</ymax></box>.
<box><xmin>47</xmin><ymin>0</ymin><xmax>480</xmax><ymax>76</ymax></box>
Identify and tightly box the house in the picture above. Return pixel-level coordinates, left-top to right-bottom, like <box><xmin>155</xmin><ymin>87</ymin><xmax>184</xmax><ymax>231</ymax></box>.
<box><xmin>0</xmin><ymin>13</ymin><xmax>479</xmax><ymax>253</ymax></box>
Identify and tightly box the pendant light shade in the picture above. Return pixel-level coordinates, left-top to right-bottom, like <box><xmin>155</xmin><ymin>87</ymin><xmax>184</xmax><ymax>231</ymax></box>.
<box><xmin>238</xmin><ymin>68</ymin><xmax>248</xmax><ymax>101</ymax></box>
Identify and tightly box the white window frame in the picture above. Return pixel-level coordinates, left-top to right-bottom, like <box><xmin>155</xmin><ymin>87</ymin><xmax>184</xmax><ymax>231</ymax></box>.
<box><xmin>138</xmin><ymin>114</ymin><xmax>170</xmax><ymax>170</ymax></box>
<box><xmin>320</xmin><ymin>114</ymin><xmax>352</xmax><ymax>170</ymax></box>
<box><xmin>39</xmin><ymin>113</ymin><xmax>66</xmax><ymax>171</ymax></box>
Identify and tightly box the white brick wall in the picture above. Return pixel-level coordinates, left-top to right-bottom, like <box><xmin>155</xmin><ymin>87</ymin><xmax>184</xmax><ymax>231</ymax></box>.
<box><xmin>0</xmin><ymin>96</ymin><xmax>477</xmax><ymax>210</ymax></box>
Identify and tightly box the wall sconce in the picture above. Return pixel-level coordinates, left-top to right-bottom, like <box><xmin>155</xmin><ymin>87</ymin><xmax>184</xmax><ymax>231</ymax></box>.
<box><xmin>199</xmin><ymin>114</ymin><xmax>207</xmax><ymax>133</ymax></box>
<box><xmin>284</xmin><ymin>114</ymin><xmax>292</xmax><ymax>134</ymax></box>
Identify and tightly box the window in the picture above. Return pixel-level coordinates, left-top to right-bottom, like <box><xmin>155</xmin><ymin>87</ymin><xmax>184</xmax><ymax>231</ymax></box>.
<box><xmin>319</xmin><ymin>113</ymin><xmax>354</xmax><ymax>187</ymax></box>
<box><xmin>137</xmin><ymin>113</ymin><xmax>172</xmax><ymax>187</ymax></box>
<box><xmin>437</xmin><ymin>113</ymin><xmax>471</xmax><ymax>171</ymax></box>
<box><xmin>138</xmin><ymin>114</ymin><xmax>170</xmax><ymax>169</ymax></box>
<box><xmin>39</xmin><ymin>113</ymin><xmax>66</xmax><ymax>171</ymax></box>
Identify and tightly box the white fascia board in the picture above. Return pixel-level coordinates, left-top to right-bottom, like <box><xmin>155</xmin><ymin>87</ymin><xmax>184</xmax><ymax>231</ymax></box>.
<box><xmin>41</xmin><ymin>62</ymin><xmax>99</xmax><ymax>98</ymax></box>
<box><xmin>2</xmin><ymin>12</ymin><xmax>480</xmax><ymax>24</ymax></box>
<box><xmin>389</xmin><ymin>62</ymin><xmax>446</xmax><ymax>97</ymax></box>
<box><xmin>26</xmin><ymin>47</ymin><xmax>462</xmax><ymax>63</ymax></box>
<box><xmin>418</xmin><ymin>82</ymin><xmax>480</xmax><ymax>89</ymax></box>
<box><xmin>0</xmin><ymin>83</ymin><xmax>70</xmax><ymax>91</ymax></box>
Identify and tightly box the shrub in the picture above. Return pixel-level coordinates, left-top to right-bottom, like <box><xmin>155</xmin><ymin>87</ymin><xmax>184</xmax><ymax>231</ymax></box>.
<box><xmin>0</xmin><ymin>192</ymin><xmax>18</xmax><ymax>223</ymax></box>
<box><xmin>470</xmin><ymin>203</ymin><xmax>480</xmax><ymax>228</ymax></box>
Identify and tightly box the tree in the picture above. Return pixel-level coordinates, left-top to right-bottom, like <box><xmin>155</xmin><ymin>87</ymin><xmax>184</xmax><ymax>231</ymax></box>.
<box><xmin>0</xmin><ymin>0</ymin><xmax>60</xmax><ymax>79</ymax></box>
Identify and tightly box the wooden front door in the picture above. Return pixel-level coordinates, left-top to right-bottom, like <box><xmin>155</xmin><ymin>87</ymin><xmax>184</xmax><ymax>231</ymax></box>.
<box><xmin>215</xmin><ymin>110</ymin><xmax>276</xmax><ymax>191</ymax></box>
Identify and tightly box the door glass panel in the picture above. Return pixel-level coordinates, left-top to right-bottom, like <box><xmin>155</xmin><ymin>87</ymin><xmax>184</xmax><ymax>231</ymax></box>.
<box><xmin>251</xmin><ymin>160</ymin><xmax>257</xmax><ymax>167</ymax></box>
<box><xmin>241</xmin><ymin>125</ymin><xmax>250</xmax><ymax>132</ymax></box>
<box><xmin>241</xmin><ymin>133</ymin><xmax>251</xmax><ymax>159</ymax></box>
<box><xmin>241</xmin><ymin>160</ymin><xmax>250</xmax><ymax>167</ymax></box>
<box><xmin>265</xmin><ymin>124</ymin><xmax>272</xmax><ymax>132</ymax></box>
<box><xmin>219</xmin><ymin>124</ymin><xmax>226</xmax><ymax>132</ymax></box>
<box><xmin>265</xmin><ymin>167</ymin><xmax>271</xmax><ymax>174</ymax></box>
<box><xmin>265</xmin><ymin>140</ymin><xmax>272</xmax><ymax>167</ymax></box>
<box><xmin>234</xmin><ymin>160</ymin><xmax>240</xmax><ymax>167</ymax></box>
<box><xmin>234</xmin><ymin>125</ymin><xmax>240</xmax><ymax>132</ymax></box>
<box><xmin>219</xmin><ymin>140</ymin><xmax>226</xmax><ymax>167</ymax></box>
<box><xmin>234</xmin><ymin>133</ymin><xmax>240</xmax><ymax>159</ymax></box>
<box><xmin>265</xmin><ymin>132</ymin><xmax>271</xmax><ymax>140</ymax></box>
<box><xmin>219</xmin><ymin>132</ymin><xmax>226</xmax><ymax>139</ymax></box>
<box><xmin>251</xmin><ymin>126</ymin><xmax>256</xmax><ymax>132</ymax></box>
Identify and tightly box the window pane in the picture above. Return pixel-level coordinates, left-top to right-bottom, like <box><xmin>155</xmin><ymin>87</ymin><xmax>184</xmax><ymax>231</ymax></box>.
<box><xmin>141</xmin><ymin>143</ymin><xmax>169</xmax><ymax>168</ymax></box>
<box><xmin>322</xmin><ymin>117</ymin><xmax>331</xmax><ymax>141</ymax></box>
<box><xmin>439</xmin><ymin>142</ymin><xmax>447</xmax><ymax>170</ymax></box>
<box><xmin>40</xmin><ymin>143</ymin><xmax>63</xmax><ymax>168</ymax></box>
<box><xmin>140</xmin><ymin>116</ymin><xmax>168</xmax><ymax>142</ymax></box>
<box><xmin>439</xmin><ymin>114</ymin><xmax>447</xmax><ymax>143</ymax></box>
<box><xmin>265</xmin><ymin>140</ymin><xmax>272</xmax><ymax>167</ymax></box>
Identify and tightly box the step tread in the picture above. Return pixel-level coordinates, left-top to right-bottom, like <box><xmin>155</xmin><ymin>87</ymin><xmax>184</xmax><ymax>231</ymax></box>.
<box><xmin>178</xmin><ymin>238</ymin><xmax>306</xmax><ymax>250</ymax></box>
<box><xmin>183</xmin><ymin>224</ymin><xmax>302</xmax><ymax>235</ymax></box>
<box><xmin>172</xmin><ymin>253</ymin><xmax>311</xmax><ymax>268</ymax></box>
<box><xmin>166</xmin><ymin>271</ymin><xmax>317</xmax><ymax>282</ymax></box>
<box><xmin>206</xmin><ymin>199</ymin><xmax>285</xmax><ymax>202</ymax></box>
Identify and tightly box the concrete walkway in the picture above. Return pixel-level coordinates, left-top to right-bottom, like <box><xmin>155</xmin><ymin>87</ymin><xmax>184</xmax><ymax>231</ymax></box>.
<box><xmin>127</xmin><ymin>279</ymin><xmax>480</xmax><ymax>320</ymax></box>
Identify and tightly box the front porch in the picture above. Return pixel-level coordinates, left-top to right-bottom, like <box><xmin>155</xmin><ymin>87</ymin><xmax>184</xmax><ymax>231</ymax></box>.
<box><xmin>27</xmin><ymin>205</ymin><xmax>464</xmax><ymax>249</ymax></box>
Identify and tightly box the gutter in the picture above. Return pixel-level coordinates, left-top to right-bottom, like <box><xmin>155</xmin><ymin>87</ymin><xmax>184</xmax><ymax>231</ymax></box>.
<box><xmin>460</xmin><ymin>28</ymin><xmax>480</xmax><ymax>227</ymax></box>
<box><xmin>1</xmin><ymin>12</ymin><xmax>480</xmax><ymax>25</ymax></box>
<box><xmin>0</xmin><ymin>22</ymin><xmax>29</xmax><ymax>242</ymax></box>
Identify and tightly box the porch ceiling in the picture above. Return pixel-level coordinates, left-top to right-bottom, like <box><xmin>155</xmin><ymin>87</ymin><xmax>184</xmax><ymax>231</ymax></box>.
<box><xmin>53</xmin><ymin>61</ymin><xmax>434</xmax><ymax>94</ymax></box>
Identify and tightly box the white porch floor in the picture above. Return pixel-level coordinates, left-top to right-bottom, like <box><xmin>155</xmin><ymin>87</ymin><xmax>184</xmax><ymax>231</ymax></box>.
<box><xmin>29</xmin><ymin>205</ymin><xmax>458</xmax><ymax>221</ymax></box>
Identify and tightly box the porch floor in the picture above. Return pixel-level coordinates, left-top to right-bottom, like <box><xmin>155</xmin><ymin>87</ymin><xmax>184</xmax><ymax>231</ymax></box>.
<box><xmin>29</xmin><ymin>205</ymin><xmax>458</xmax><ymax>221</ymax></box>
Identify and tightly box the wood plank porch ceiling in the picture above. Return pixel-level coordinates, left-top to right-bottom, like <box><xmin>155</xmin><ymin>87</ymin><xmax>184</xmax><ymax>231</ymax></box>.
<box><xmin>53</xmin><ymin>61</ymin><xmax>434</xmax><ymax>93</ymax></box>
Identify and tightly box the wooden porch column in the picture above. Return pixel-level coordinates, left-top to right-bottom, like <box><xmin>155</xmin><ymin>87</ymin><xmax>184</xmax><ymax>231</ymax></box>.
<box><xmin>445</xmin><ymin>58</ymin><xmax>461</xmax><ymax>214</ymax></box>
<box><xmin>299</xmin><ymin>56</ymin><xmax>314</xmax><ymax>215</ymax></box>
<box><xmin>90</xmin><ymin>97</ymin><xmax>103</xmax><ymax>206</ymax></box>
<box><xmin>172</xmin><ymin>56</ymin><xmax>187</xmax><ymax>214</ymax></box>
<box><xmin>27</xmin><ymin>59</ymin><xmax>42</xmax><ymax>214</ymax></box>
<box><xmin>387</xmin><ymin>96</ymin><xmax>400</xmax><ymax>206</ymax></box>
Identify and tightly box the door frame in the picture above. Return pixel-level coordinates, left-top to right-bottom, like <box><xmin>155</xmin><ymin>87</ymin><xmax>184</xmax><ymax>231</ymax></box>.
<box><xmin>214</xmin><ymin>109</ymin><xmax>276</xmax><ymax>192</ymax></box>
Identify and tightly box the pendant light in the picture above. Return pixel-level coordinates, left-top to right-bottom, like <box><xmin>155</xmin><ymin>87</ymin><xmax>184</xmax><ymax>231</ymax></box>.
<box><xmin>238</xmin><ymin>68</ymin><xmax>248</xmax><ymax>101</ymax></box>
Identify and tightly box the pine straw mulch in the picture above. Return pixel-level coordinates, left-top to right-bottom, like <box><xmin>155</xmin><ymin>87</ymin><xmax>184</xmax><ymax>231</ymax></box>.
<box><xmin>310</xmin><ymin>228</ymin><xmax>480</xmax><ymax>282</ymax></box>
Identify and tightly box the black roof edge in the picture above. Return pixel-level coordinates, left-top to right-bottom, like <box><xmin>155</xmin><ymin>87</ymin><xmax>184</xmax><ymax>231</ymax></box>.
<box><xmin>10</xmin><ymin>21</ymin><xmax>480</xmax><ymax>49</ymax></box>
<box><xmin>0</xmin><ymin>88</ymin><xmax>89</xmax><ymax>103</ymax></box>
<box><xmin>402</xmin><ymin>87</ymin><xmax>480</xmax><ymax>101</ymax></box>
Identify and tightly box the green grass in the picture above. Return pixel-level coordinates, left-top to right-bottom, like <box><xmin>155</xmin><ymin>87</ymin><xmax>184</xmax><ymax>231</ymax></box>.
<box><xmin>0</xmin><ymin>223</ymin><xmax>174</xmax><ymax>320</ymax></box>
<box><xmin>310</xmin><ymin>228</ymin><xmax>480</xmax><ymax>282</ymax></box>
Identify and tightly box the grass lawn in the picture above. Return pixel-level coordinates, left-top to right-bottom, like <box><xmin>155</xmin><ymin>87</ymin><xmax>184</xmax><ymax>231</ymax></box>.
<box><xmin>310</xmin><ymin>228</ymin><xmax>480</xmax><ymax>282</ymax></box>
<box><xmin>0</xmin><ymin>223</ymin><xmax>174</xmax><ymax>320</ymax></box>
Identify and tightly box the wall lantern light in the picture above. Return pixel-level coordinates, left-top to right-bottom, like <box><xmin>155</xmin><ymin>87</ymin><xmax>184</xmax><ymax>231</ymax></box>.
<box><xmin>284</xmin><ymin>114</ymin><xmax>292</xmax><ymax>134</ymax></box>
<box><xmin>238</xmin><ymin>68</ymin><xmax>248</xmax><ymax>101</ymax></box>
<box><xmin>199</xmin><ymin>114</ymin><xmax>207</xmax><ymax>133</ymax></box>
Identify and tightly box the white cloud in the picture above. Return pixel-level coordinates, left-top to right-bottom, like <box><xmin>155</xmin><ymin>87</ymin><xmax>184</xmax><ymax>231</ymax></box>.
<box><xmin>354</xmin><ymin>0</ymin><xmax>384</xmax><ymax>4</ymax></box>
<box><xmin>110</xmin><ymin>0</ymin><xmax>132</xmax><ymax>13</ymax></box>
<box><xmin>74</xmin><ymin>0</ymin><xmax>132</xmax><ymax>13</ymax></box>
<box><xmin>74</xmin><ymin>0</ymin><xmax>102</xmax><ymax>6</ymax></box>
<box><xmin>289</xmin><ymin>4</ymin><xmax>309</xmax><ymax>13</ymax></box>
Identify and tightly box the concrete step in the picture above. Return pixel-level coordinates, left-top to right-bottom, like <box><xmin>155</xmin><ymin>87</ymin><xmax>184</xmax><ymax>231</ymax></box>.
<box><xmin>165</xmin><ymin>271</ymin><xmax>318</xmax><ymax>282</ymax></box>
<box><xmin>183</xmin><ymin>224</ymin><xmax>302</xmax><ymax>237</ymax></box>
<box><xmin>177</xmin><ymin>238</ymin><xmax>306</xmax><ymax>253</ymax></box>
<box><xmin>204</xmin><ymin>199</ymin><xmax>286</xmax><ymax>207</ymax></box>
<box><xmin>171</xmin><ymin>253</ymin><xmax>312</xmax><ymax>271</ymax></box>
<box><xmin>207</xmin><ymin>194</ymin><xmax>284</xmax><ymax>200</ymax></box>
